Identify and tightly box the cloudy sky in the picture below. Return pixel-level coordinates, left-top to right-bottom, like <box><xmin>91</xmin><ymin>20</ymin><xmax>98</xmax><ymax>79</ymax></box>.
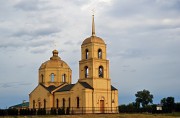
<box><xmin>0</xmin><ymin>0</ymin><xmax>180</xmax><ymax>108</ymax></box>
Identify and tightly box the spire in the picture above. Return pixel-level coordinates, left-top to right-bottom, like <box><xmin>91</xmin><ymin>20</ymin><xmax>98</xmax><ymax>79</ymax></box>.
<box><xmin>92</xmin><ymin>15</ymin><xmax>96</xmax><ymax>36</ymax></box>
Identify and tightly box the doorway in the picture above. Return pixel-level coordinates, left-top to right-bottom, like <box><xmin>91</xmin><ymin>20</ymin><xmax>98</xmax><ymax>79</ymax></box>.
<box><xmin>100</xmin><ymin>100</ymin><xmax>104</xmax><ymax>113</ymax></box>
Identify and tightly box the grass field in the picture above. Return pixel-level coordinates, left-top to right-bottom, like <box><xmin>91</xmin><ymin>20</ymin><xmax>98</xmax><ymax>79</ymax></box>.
<box><xmin>1</xmin><ymin>113</ymin><xmax>180</xmax><ymax>118</ymax></box>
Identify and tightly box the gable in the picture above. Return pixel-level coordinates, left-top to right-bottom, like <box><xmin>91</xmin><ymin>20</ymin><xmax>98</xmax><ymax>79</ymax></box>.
<box><xmin>29</xmin><ymin>84</ymin><xmax>51</xmax><ymax>96</ymax></box>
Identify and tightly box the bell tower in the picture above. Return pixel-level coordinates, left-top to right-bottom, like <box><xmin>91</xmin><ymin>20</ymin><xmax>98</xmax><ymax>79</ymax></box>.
<box><xmin>79</xmin><ymin>15</ymin><xmax>111</xmax><ymax>90</ymax></box>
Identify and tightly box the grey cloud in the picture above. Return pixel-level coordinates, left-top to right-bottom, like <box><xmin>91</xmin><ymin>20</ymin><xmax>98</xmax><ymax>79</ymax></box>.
<box><xmin>76</xmin><ymin>40</ymin><xmax>82</xmax><ymax>45</ymax></box>
<box><xmin>13</xmin><ymin>27</ymin><xmax>60</xmax><ymax>38</ymax></box>
<box><xmin>30</xmin><ymin>48</ymin><xmax>48</xmax><ymax>54</ymax></box>
<box><xmin>117</xmin><ymin>49</ymin><xmax>145</xmax><ymax>59</ymax></box>
<box><xmin>29</xmin><ymin>39</ymin><xmax>53</xmax><ymax>48</ymax></box>
<box><xmin>14</xmin><ymin>0</ymin><xmax>41</xmax><ymax>11</ymax></box>
<box><xmin>64</xmin><ymin>40</ymin><xmax>74</xmax><ymax>45</ymax></box>
<box><xmin>107</xmin><ymin>0</ymin><xmax>180</xmax><ymax>18</ymax></box>
<box><xmin>0</xmin><ymin>39</ymin><xmax>24</xmax><ymax>48</ymax></box>
<box><xmin>72</xmin><ymin>49</ymin><xmax>79</xmax><ymax>53</ymax></box>
<box><xmin>71</xmin><ymin>0</ymin><xmax>90</xmax><ymax>6</ymax></box>
<box><xmin>157</xmin><ymin>0</ymin><xmax>180</xmax><ymax>12</ymax></box>
<box><xmin>16</xmin><ymin>64</ymin><xmax>26</xmax><ymax>69</ymax></box>
<box><xmin>0</xmin><ymin>82</ymin><xmax>31</xmax><ymax>88</ymax></box>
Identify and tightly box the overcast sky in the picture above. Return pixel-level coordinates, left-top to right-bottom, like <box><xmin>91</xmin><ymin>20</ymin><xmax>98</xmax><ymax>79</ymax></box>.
<box><xmin>0</xmin><ymin>0</ymin><xmax>180</xmax><ymax>108</ymax></box>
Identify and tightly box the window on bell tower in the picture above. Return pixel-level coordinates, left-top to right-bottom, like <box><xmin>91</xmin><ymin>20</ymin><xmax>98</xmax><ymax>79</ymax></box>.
<box><xmin>85</xmin><ymin>49</ymin><xmax>89</xmax><ymax>59</ymax></box>
<box><xmin>99</xmin><ymin>66</ymin><xmax>103</xmax><ymax>78</ymax></box>
<box><xmin>50</xmin><ymin>73</ymin><xmax>55</xmax><ymax>82</ymax></box>
<box><xmin>85</xmin><ymin>66</ymin><xmax>89</xmax><ymax>78</ymax></box>
<box><xmin>98</xmin><ymin>49</ymin><xmax>102</xmax><ymax>59</ymax></box>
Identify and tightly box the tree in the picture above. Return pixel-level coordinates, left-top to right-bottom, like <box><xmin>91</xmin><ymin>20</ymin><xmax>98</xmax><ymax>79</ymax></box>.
<box><xmin>161</xmin><ymin>96</ymin><xmax>174</xmax><ymax>112</ymax></box>
<box><xmin>135</xmin><ymin>89</ymin><xmax>153</xmax><ymax>108</ymax></box>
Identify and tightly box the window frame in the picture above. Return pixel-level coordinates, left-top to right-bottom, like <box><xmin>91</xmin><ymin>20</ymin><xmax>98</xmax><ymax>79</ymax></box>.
<box><xmin>98</xmin><ymin>49</ymin><xmax>102</xmax><ymax>59</ymax></box>
<box><xmin>85</xmin><ymin>49</ymin><xmax>89</xmax><ymax>59</ymax></box>
<box><xmin>99</xmin><ymin>66</ymin><xmax>104</xmax><ymax>78</ymax></box>
<box><xmin>50</xmin><ymin>73</ymin><xmax>55</xmax><ymax>82</ymax></box>
<box><xmin>85</xmin><ymin>66</ymin><xmax>89</xmax><ymax>78</ymax></box>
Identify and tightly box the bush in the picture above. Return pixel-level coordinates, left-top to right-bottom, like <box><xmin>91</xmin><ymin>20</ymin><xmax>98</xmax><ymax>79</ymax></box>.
<box><xmin>66</xmin><ymin>107</ymin><xmax>70</xmax><ymax>115</ymax></box>
<box><xmin>58</xmin><ymin>108</ymin><xmax>65</xmax><ymax>115</ymax></box>
<box><xmin>50</xmin><ymin>108</ymin><xmax>57</xmax><ymax>115</ymax></box>
<box><xmin>0</xmin><ymin>109</ymin><xmax>7</xmax><ymax>116</ymax></box>
<box><xmin>37</xmin><ymin>108</ymin><xmax>46</xmax><ymax>115</ymax></box>
<box><xmin>30</xmin><ymin>109</ymin><xmax>36</xmax><ymax>115</ymax></box>
<box><xmin>7</xmin><ymin>109</ymin><xmax>18</xmax><ymax>115</ymax></box>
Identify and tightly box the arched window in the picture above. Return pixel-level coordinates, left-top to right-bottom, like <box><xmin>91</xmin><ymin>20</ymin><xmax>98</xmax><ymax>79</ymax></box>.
<box><xmin>62</xmin><ymin>74</ymin><xmax>66</xmax><ymax>82</ymax></box>
<box><xmin>85</xmin><ymin>49</ymin><xmax>89</xmax><ymax>59</ymax></box>
<box><xmin>38</xmin><ymin>101</ymin><xmax>41</xmax><ymax>109</ymax></box>
<box><xmin>33</xmin><ymin>100</ymin><xmax>35</xmax><ymax>109</ymax></box>
<box><xmin>77</xmin><ymin>97</ymin><xmax>80</xmax><ymax>108</ymax></box>
<box><xmin>69</xmin><ymin>98</ymin><xmax>71</xmax><ymax>108</ymax></box>
<box><xmin>51</xmin><ymin>73</ymin><xmax>55</xmax><ymax>82</ymax></box>
<box><xmin>63</xmin><ymin>98</ymin><xmax>65</xmax><ymax>108</ymax></box>
<box><xmin>98</xmin><ymin>49</ymin><xmax>102</xmax><ymax>59</ymax></box>
<box><xmin>56</xmin><ymin>99</ymin><xmax>59</xmax><ymax>108</ymax></box>
<box><xmin>41</xmin><ymin>74</ymin><xmax>44</xmax><ymax>83</ymax></box>
<box><xmin>44</xmin><ymin>99</ymin><xmax>46</xmax><ymax>109</ymax></box>
<box><xmin>85</xmin><ymin>66</ymin><xmax>89</xmax><ymax>78</ymax></box>
<box><xmin>38</xmin><ymin>98</ymin><xmax>41</xmax><ymax>109</ymax></box>
<box><xmin>99</xmin><ymin>66</ymin><xmax>103</xmax><ymax>78</ymax></box>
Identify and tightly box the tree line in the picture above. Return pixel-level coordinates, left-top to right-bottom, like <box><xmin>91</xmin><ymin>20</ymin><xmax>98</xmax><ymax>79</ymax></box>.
<box><xmin>119</xmin><ymin>89</ymin><xmax>180</xmax><ymax>113</ymax></box>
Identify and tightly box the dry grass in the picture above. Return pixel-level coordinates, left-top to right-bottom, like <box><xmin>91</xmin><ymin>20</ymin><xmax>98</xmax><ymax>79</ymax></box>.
<box><xmin>1</xmin><ymin>114</ymin><xmax>179</xmax><ymax>118</ymax></box>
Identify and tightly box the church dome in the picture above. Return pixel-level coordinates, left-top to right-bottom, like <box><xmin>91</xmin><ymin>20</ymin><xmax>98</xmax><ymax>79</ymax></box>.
<box><xmin>39</xmin><ymin>50</ymin><xmax>70</xmax><ymax>70</ymax></box>
<box><xmin>82</xmin><ymin>36</ymin><xmax>105</xmax><ymax>45</ymax></box>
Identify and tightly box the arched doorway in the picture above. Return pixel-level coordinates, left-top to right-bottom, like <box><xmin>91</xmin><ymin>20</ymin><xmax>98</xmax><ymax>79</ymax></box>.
<box><xmin>100</xmin><ymin>100</ymin><xmax>104</xmax><ymax>113</ymax></box>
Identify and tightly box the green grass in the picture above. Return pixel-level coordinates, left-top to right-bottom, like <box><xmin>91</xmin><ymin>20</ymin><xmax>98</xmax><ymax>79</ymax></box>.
<box><xmin>1</xmin><ymin>113</ymin><xmax>180</xmax><ymax>118</ymax></box>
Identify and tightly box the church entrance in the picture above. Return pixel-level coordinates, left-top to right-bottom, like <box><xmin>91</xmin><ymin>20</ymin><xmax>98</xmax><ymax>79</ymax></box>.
<box><xmin>100</xmin><ymin>100</ymin><xmax>104</xmax><ymax>113</ymax></box>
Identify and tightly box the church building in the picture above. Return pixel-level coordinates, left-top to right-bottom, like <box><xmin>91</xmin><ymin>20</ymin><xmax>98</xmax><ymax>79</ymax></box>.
<box><xmin>29</xmin><ymin>15</ymin><xmax>118</xmax><ymax>114</ymax></box>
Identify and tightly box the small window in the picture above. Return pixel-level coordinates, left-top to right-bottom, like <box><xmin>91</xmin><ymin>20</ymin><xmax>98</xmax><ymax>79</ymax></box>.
<box><xmin>56</xmin><ymin>99</ymin><xmax>59</xmax><ymax>108</ymax></box>
<box><xmin>62</xmin><ymin>74</ymin><xmax>66</xmax><ymax>82</ymax></box>
<box><xmin>85</xmin><ymin>49</ymin><xmax>89</xmax><ymax>59</ymax></box>
<box><xmin>33</xmin><ymin>100</ymin><xmax>35</xmax><ymax>109</ymax></box>
<box><xmin>99</xmin><ymin>66</ymin><xmax>103</xmax><ymax>78</ymax></box>
<box><xmin>44</xmin><ymin>99</ymin><xmax>46</xmax><ymax>109</ymax></box>
<box><xmin>98</xmin><ymin>49</ymin><xmax>102</xmax><ymax>59</ymax></box>
<box><xmin>51</xmin><ymin>73</ymin><xmax>55</xmax><ymax>82</ymax></box>
<box><xmin>38</xmin><ymin>101</ymin><xmax>41</xmax><ymax>109</ymax></box>
<box><xmin>63</xmin><ymin>98</ymin><xmax>65</xmax><ymax>108</ymax></box>
<box><xmin>85</xmin><ymin>66</ymin><xmax>89</xmax><ymax>78</ymax></box>
<box><xmin>41</xmin><ymin>74</ymin><xmax>44</xmax><ymax>83</ymax></box>
<box><xmin>69</xmin><ymin>98</ymin><xmax>71</xmax><ymax>108</ymax></box>
<box><xmin>77</xmin><ymin>97</ymin><xmax>80</xmax><ymax>108</ymax></box>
